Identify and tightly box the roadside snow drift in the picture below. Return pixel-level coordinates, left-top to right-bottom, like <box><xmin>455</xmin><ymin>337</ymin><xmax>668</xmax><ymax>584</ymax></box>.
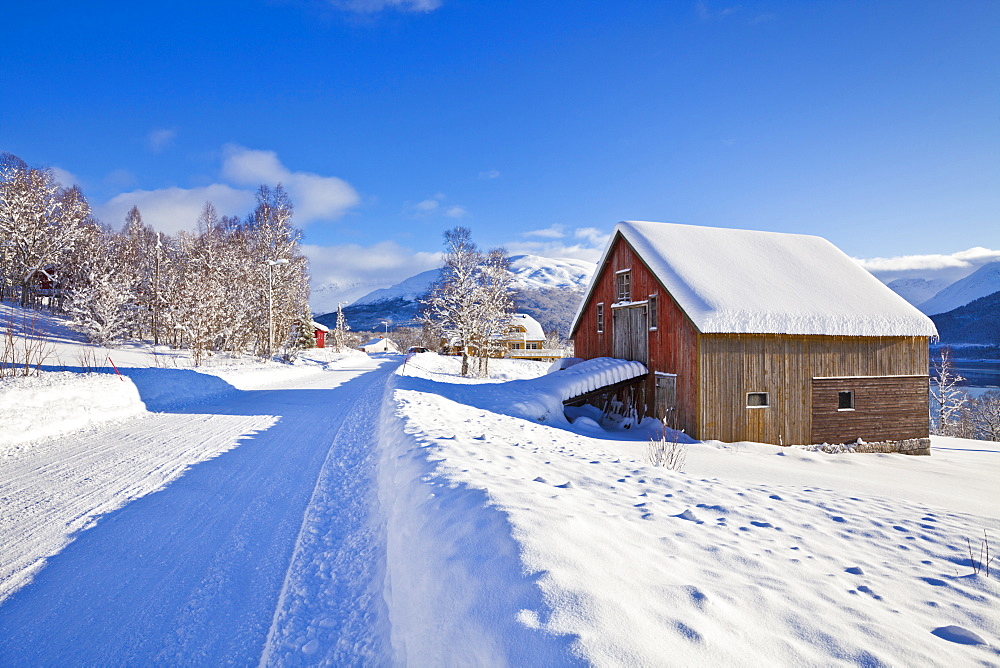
<box><xmin>0</xmin><ymin>372</ymin><xmax>146</xmax><ymax>450</ymax></box>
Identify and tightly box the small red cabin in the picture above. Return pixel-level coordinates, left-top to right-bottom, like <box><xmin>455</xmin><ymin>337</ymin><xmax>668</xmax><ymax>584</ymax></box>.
<box><xmin>312</xmin><ymin>321</ymin><xmax>329</xmax><ymax>348</ymax></box>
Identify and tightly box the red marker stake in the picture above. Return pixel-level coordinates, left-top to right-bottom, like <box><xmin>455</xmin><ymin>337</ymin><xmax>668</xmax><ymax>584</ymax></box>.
<box><xmin>107</xmin><ymin>356</ymin><xmax>125</xmax><ymax>381</ymax></box>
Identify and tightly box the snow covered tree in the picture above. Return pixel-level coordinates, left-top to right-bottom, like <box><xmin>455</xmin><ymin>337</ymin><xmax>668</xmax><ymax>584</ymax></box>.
<box><xmin>473</xmin><ymin>247</ymin><xmax>515</xmax><ymax>375</ymax></box>
<box><xmin>286</xmin><ymin>310</ymin><xmax>317</xmax><ymax>358</ymax></box>
<box><xmin>423</xmin><ymin>227</ymin><xmax>483</xmax><ymax>376</ymax></box>
<box><xmin>930</xmin><ymin>347</ymin><xmax>968</xmax><ymax>436</ymax></box>
<box><xmin>245</xmin><ymin>185</ymin><xmax>310</xmax><ymax>358</ymax></box>
<box><xmin>422</xmin><ymin>227</ymin><xmax>515</xmax><ymax>376</ymax></box>
<box><xmin>66</xmin><ymin>230</ymin><xmax>134</xmax><ymax>346</ymax></box>
<box><xmin>333</xmin><ymin>301</ymin><xmax>350</xmax><ymax>350</ymax></box>
<box><xmin>118</xmin><ymin>206</ymin><xmax>159</xmax><ymax>340</ymax></box>
<box><xmin>0</xmin><ymin>154</ymin><xmax>91</xmax><ymax>307</ymax></box>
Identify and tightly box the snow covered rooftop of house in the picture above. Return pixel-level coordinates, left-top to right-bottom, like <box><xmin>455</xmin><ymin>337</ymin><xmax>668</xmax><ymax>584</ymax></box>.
<box><xmin>360</xmin><ymin>337</ymin><xmax>391</xmax><ymax>348</ymax></box>
<box><xmin>589</xmin><ymin>221</ymin><xmax>938</xmax><ymax>337</ymax></box>
<box><xmin>509</xmin><ymin>313</ymin><xmax>545</xmax><ymax>340</ymax></box>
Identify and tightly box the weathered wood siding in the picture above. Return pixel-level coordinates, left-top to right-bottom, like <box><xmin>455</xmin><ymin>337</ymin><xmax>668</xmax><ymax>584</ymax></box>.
<box><xmin>697</xmin><ymin>334</ymin><xmax>929</xmax><ymax>444</ymax></box>
<box><xmin>811</xmin><ymin>375</ymin><xmax>929</xmax><ymax>444</ymax></box>
<box><xmin>572</xmin><ymin>233</ymin><xmax>700</xmax><ymax>433</ymax></box>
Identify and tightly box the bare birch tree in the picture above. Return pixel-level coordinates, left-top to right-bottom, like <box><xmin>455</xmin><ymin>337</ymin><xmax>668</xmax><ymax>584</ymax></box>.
<box><xmin>930</xmin><ymin>347</ymin><xmax>968</xmax><ymax>435</ymax></box>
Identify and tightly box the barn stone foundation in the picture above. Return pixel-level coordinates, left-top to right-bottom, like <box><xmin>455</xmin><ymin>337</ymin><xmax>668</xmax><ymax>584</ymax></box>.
<box><xmin>805</xmin><ymin>438</ymin><xmax>931</xmax><ymax>456</ymax></box>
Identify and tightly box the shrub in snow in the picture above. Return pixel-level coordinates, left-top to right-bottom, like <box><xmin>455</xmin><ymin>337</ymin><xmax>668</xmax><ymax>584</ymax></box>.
<box><xmin>647</xmin><ymin>418</ymin><xmax>688</xmax><ymax>471</ymax></box>
<box><xmin>1</xmin><ymin>309</ymin><xmax>53</xmax><ymax>378</ymax></box>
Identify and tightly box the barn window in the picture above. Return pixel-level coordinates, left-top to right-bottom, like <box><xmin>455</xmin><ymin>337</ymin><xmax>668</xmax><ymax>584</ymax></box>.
<box><xmin>597</xmin><ymin>303</ymin><xmax>604</xmax><ymax>333</ymax></box>
<box><xmin>838</xmin><ymin>390</ymin><xmax>855</xmax><ymax>410</ymax></box>
<box><xmin>616</xmin><ymin>270</ymin><xmax>631</xmax><ymax>302</ymax></box>
<box><xmin>648</xmin><ymin>295</ymin><xmax>658</xmax><ymax>330</ymax></box>
<box><xmin>746</xmin><ymin>392</ymin><xmax>769</xmax><ymax>408</ymax></box>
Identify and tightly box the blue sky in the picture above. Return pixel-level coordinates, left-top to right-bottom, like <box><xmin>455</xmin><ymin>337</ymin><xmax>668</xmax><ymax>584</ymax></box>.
<box><xmin>3</xmin><ymin>0</ymin><xmax>999</xmax><ymax>306</ymax></box>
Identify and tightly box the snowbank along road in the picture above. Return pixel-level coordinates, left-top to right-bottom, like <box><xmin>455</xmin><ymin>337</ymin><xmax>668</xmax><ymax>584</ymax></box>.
<box><xmin>0</xmin><ymin>355</ymin><xmax>397</xmax><ymax>666</ymax></box>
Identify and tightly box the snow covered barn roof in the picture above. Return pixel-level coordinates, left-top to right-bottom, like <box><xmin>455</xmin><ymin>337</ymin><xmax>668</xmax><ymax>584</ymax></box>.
<box><xmin>577</xmin><ymin>221</ymin><xmax>938</xmax><ymax>337</ymax></box>
<box><xmin>510</xmin><ymin>313</ymin><xmax>545</xmax><ymax>340</ymax></box>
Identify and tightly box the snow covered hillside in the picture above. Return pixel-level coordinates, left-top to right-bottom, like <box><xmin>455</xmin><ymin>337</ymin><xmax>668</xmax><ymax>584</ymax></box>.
<box><xmin>383</xmin><ymin>355</ymin><xmax>1000</xmax><ymax>665</ymax></box>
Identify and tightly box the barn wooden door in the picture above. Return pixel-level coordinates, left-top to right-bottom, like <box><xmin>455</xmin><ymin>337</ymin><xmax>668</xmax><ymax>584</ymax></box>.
<box><xmin>655</xmin><ymin>373</ymin><xmax>677</xmax><ymax>424</ymax></box>
<box><xmin>612</xmin><ymin>304</ymin><xmax>648</xmax><ymax>364</ymax></box>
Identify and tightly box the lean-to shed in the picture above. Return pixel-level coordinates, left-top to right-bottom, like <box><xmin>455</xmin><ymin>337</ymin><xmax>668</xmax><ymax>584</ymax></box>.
<box><xmin>570</xmin><ymin>221</ymin><xmax>938</xmax><ymax>447</ymax></box>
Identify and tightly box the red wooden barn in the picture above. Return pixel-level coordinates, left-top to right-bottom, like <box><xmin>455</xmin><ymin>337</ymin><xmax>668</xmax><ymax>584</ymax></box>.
<box><xmin>570</xmin><ymin>221</ymin><xmax>938</xmax><ymax>449</ymax></box>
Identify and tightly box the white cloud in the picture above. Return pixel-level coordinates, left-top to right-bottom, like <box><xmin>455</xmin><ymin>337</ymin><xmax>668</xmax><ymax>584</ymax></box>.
<box><xmin>329</xmin><ymin>0</ymin><xmax>442</xmax><ymax>12</ymax></box>
<box><xmin>303</xmin><ymin>241</ymin><xmax>442</xmax><ymax>313</ymax></box>
<box><xmin>507</xmin><ymin>226</ymin><xmax>611</xmax><ymax>263</ymax></box>
<box><xmin>856</xmin><ymin>247</ymin><xmax>1000</xmax><ymax>284</ymax></box>
<box><xmin>50</xmin><ymin>167</ymin><xmax>79</xmax><ymax>189</ymax></box>
<box><xmin>695</xmin><ymin>1</ymin><xmax>740</xmax><ymax>21</ymax></box>
<box><xmin>523</xmin><ymin>225</ymin><xmax>566</xmax><ymax>239</ymax></box>
<box><xmin>96</xmin><ymin>185</ymin><xmax>255</xmax><ymax>234</ymax></box>
<box><xmin>574</xmin><ymin>227</ymin><xmax>611</xmax><ymax>247</ymax></box>
<box><xmin>147</xmin><ymin>128</ymin><xmax>177</xmax><ymax>153</ymax></box>
<box><xmin>478</xmin><ymin>169</ymin><xmax>501</xmax><ymax>180</ymax></box>
<box><xmin>103</xmin><ymin>169</ymin><xmax>138</xmax><ymax>190</ymax></box>
<box><xmin>412</xmin><ymin>199</ymin><xmax>440</xmax><ymax>213</ymax></box>
<box><xmin>405</xmin><ymin>192</ymin><xmax>469</xmax><ymax>218</ymax></box>
<box><xmin>221</xmin><ymin>145</ymin><xmax>360</xmax><ymax>224</ymax></box>
<box><xmin>98</xmin><ymin>146</ymin><xmax>359</xmax><ymax>233</ymax></box>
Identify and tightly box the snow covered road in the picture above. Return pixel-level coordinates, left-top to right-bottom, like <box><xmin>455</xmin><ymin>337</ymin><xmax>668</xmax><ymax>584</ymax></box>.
<box><xmin>0</xmin><ymin>355</ymin><xmax>397</xmax><ymax>666</ymax></box>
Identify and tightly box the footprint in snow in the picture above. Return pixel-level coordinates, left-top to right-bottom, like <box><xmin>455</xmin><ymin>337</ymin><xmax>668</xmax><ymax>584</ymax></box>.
<box><xmin>931</xmin><ymin>625</ymin><xmax>987</xmax><ymax>645</ymax></box>
<box><xmin>750</xmin><ymin>521</ymin><xmax>773</xmax><ymax>528</ymax></box>
<box><xmin>555</xmin><ymin>481</ymin><xmax>573</xmax><ymax>489</ymax></box>
<box><xmin>856</xmin><ymin>585</ymin><xmax>882</xmax><ymax>600</ymax></box>
<box><xmin>533</xmin><ymin>476</ymin><xmax>548</xmax><ymax>483</ymax></box>
<box><xmin>845</xmin><ymin>566</ymin><xmax>864</xmax><ymax>575</ymax></box>
<box><xmin>673</xmin><ymin>509</ymin><xmax>702</xmax><ymax>523</ymax></box>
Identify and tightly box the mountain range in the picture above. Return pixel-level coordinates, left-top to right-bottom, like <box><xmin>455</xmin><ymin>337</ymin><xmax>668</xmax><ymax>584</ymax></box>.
<box><xmin>315</xmin><ymin>254</ymin><xmax>595</xmax><ymax>335</ymax></box>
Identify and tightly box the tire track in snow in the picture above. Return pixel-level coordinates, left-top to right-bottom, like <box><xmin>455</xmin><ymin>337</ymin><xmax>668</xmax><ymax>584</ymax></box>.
<box><xmin>0</xmin><ymin>412</ymin><xmax>278</xmax><ymax>603</ymax></box>
<box><xmin>261</xmin><ymin>364</ymin><xmax>393</xmax><ymax>666</ymax></box>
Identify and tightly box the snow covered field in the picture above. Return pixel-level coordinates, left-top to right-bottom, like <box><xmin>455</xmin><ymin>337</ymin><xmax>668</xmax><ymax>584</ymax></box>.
<box><xmin>384</xmin><ymin>354</ymin><xmax>1000</xmax><ymax>665</ymax></box>
<box><xmin>1</xmin><ymin>303</ymin><xmax>998</xmax><ymax>665</ymax></box>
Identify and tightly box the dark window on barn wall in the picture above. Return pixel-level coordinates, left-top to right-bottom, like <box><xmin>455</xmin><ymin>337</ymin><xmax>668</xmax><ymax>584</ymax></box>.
<box><xmin>747</xmin><ymin>392</ymin><xmax>769</xmax><ymax>408</ymax></box>
<box><xmin>616</xmin><ymin>270</ymin><xmax>631</xmax><ymax>302</ymax></box>
<box><xmin>597</xmin><ymin>303</ymin><xmax>604</xmax><ymax>333</ymax></box>
<box><xmin>648</xmin><ymin>295</ymin><xmax>658</xmax><ymax>330</ymax></box>
<box><xmin>838</xmin><ymin>391</ymin><xmax>855</xmax><ymax>410</ymax></box>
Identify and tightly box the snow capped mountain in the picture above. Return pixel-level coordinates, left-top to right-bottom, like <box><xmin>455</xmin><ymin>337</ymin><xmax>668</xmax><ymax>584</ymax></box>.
<box><xmin>310</xmin><ymin>280</ymin><xmax>388</xmax><ymax>315</ymax></box>
<box><xmin>885</xmin><ymin>277</ymin><xmax>949</xmax><ymax>307</ymax></box>
<box><xmin>507</xmin><ymin>254</ymin><xmax>595</xmax><ymax>291</ymax></box>
<box><xmin>350</xmin><ymin>255</ymin><xmax>595</xmax><ymax>308</ymax></box>
<box><xmin>317</xmin><ymin>254</ymin><xmax>596</xmax><ymax>333</ymax></box>
<box><xmin>353</xmin><ymin>269</ymin><xmax>441</xmax><ymax>307</ymax></box>
<box><xmin>917</xmin><ymin>261</ymin><xmax>1000</xmax><ymax>315</ymax></box>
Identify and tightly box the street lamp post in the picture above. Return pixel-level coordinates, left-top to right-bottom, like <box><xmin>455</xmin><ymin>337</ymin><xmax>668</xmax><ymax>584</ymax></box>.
<box><xmin>265</xmin><ymin>258</ymin><xmax>289</xmax><ymax>358</ymax></box>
